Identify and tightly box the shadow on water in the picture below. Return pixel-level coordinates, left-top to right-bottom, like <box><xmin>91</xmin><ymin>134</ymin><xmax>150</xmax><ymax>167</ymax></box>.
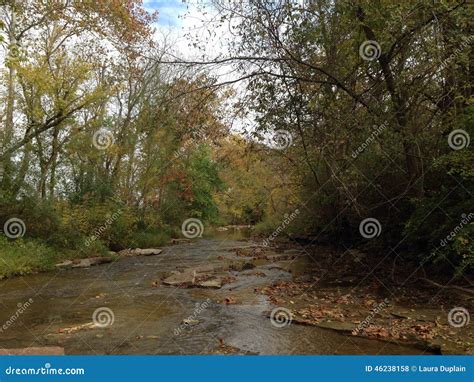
<box><xmin>0</xmin><ymin>231</ymin><xmax>430</xmax><ymax>355</ymax></box>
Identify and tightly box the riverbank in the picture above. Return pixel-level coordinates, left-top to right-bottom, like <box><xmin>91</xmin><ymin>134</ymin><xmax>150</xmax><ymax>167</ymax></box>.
<box><xmin>251</xmin><ymin>241</ymin><xmax>473</xmax><ymax>355</ymax></box>
<box><xmin>0</xmin><ymin>225</ymin><xmax>253</xmax><ymax>279</ymax></box>
<box><xmin>0</xmin><ymin>235</ymin><xmax>471</xmax><ymax>355</ymax></box>
<box><xmin>0</xmin><ymin>233</ymin><xmax>171</xmax><ymax>279</ymax></box>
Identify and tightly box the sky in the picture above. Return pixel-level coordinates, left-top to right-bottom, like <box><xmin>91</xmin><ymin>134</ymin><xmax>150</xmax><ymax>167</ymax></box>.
<box><xmin>142</xmin><ymin>0</ymin><xmax>259</xmax><ymax>138</ymax></box>
<box><xmin>143</xmin><ymin>0</ymin><xmax>226</xmax><ymax>61</ymax></box>
<box><xmin>143</xmin><ymin>0</ymin><xmax>188</xmax><ymax>27</ymax></box>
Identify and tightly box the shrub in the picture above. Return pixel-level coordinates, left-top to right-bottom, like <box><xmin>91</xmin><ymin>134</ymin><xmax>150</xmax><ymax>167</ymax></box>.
<box><xmin>0</xmin><ymin>237</ymin><xmax>60</xmax><ymax>278</ymax></box>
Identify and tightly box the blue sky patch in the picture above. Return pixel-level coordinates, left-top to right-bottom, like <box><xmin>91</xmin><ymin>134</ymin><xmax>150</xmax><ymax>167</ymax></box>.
<box><xmin>144</xmin><ymin>0</ymin><xmax>188</xmax><ymax>27</ymax></box>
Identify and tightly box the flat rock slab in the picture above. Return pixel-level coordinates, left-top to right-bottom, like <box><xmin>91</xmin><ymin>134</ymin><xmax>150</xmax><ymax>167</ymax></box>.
<box><xmin>197</xmin><ymin>278</ymin><xmax>222</xmax><ymax>289</ymax></box>
<box><xmin>0</xmin><ymin>346</ymin><xmax>65</xmax><ymax>355</ymax></box>
<box><xmin>134</xmin><ymin>248</ymin><xmax>163</xmax><ymax>256</ymax></box>
<box><xmin>118</xmin><ymin>248</ymin><xmax>162</xmax><ymax>256</ymax></box>
<box><xmin>55</xmin><ymin>260</ymin><xmax>73</xmax><ymax>269</ymax></box>
<box><xmin>163</xmin><ymin>268</ymin><xmax>223</xmax><ymax>289</ymax></box>
<box><xmin>163</xmin><ymin>270</ymin><xmax>195</xmax><ymax>286</ymax></box>
<box><xmin>193</xmin><ymin>264</ymin><xmax>219</xmax><ymax>273</ymax></box>
<box><xmin>287</xmin><ymin>316</ymin><xmax>356</xmax><ymax>333</ymax></box>
<box><xmin>55</xmin><ymin>257</ymin><xmax>113</xmax><ymax>269</ymax></box>
<box><xmin>71</xmin><ymin>256</ymin><xmax>113</xmax><ymax>268</ymax></box>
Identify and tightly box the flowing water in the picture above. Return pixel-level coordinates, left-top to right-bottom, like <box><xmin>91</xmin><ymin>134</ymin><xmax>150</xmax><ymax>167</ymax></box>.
<box><xmin>0</xmin><ymin>231</ymin><xmax>427</xmax><ymax>355</ymax></box>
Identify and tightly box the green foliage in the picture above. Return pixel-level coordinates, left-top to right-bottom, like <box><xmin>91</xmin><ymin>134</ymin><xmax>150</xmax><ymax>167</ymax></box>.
<box><xmin>214</xmin><ymin>136</ymin><xmax>295</xmax><ymax>225</ymax></box>
<box><xmin>0</xmin><ymin>0</ymin><xmax>226</xmax><ymax>278</ymax></box>
<box><xmin>253</xmin><ymin>217</ymin><xmax>282</xmax><ymax>236</ymax></box>
<box><xmin>213</xmin><ymin>0</ymin><xmax>473</xmax><ymax>278</ymax></box>
<box><xmin>187</xmin><ymin>145</ymin><xmax>224</xmax><ymax>221</ymax></box>
<box><xmin>0</xmin><ymin>236</ymin><xmax>61</xmax><ymax>278</ymax></box>
<box><xmin>128</xmin><ymin>230</ymin><xmax>170</xmax><ymax>249</ymax></box>
<box><xmin>0</xmin><ymin>0</ymin><xmax>472</xmax><ymax>283</ymax></box>
<box><xmin>404</xmin><ymin>104</ymin><xmax>474</xmax><ymax>274</ymax></box>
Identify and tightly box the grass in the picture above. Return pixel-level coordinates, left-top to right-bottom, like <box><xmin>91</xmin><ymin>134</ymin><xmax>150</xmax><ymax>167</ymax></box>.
<box><xmin>0</xmin><ymin>229</ymin><xmax>173</xmax><ymax>279</ymax></box>
<box><xmin>0</xmin><ymin>236</ymin><xmax>64</xmax><ymax>278</ymax></box>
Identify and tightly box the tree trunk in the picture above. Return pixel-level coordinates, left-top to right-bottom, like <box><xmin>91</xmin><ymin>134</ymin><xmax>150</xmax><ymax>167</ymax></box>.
<box><xmin>357</xmin><ymin>5</ymin><xmax>424</xmax><ymax>196</ymax></box>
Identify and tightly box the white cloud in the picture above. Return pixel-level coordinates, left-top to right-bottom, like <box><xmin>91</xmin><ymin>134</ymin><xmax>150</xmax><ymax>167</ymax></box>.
<box><xmin>149</xmin><ymin>0</ymin><xmax>254</xmax><ymax>135</ymax></box>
